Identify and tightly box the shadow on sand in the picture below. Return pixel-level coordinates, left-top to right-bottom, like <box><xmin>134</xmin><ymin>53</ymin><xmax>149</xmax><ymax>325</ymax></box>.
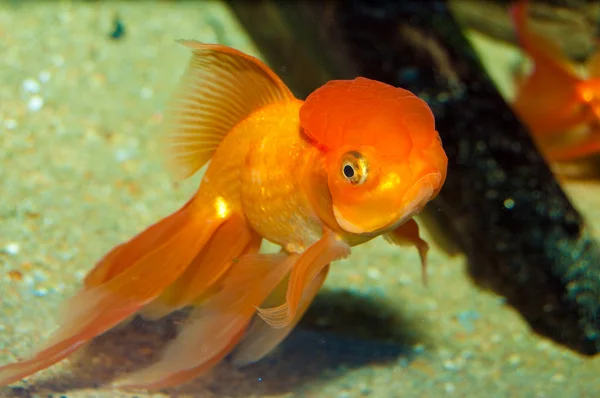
<box><xmin>4</xmin><ymin>289</ymin><xmax>430</xmax><ymax>397</ymax></box>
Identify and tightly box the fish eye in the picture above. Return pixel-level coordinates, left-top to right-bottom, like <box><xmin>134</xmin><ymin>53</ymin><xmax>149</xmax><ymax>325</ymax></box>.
<box><xmin>340</xmin><ymin>151</ymin><xmax>368</xmax><ymax>185</ymax></box>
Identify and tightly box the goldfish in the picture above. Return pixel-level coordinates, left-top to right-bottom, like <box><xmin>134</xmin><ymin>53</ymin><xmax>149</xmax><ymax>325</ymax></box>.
<box><xmin>0</xmin><ymin>41</ymin><xmax>447</xmax><ymax>390</ymax></box>
<box><xmin>510</xmin><ymin>0</ymin><xmax>600</xmax><ymax>175</ymax></box>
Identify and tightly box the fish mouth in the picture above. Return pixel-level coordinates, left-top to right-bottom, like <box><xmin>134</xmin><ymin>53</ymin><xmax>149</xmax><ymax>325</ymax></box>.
<box><xmin>333</xmin><ymin>172</ymin><xmax>441</xmax><ymax>236</ymax></box>
<box><xmin>380</xmin><ymin>173</ymin><xmax>439</xmax><ymax>232</ymax></box>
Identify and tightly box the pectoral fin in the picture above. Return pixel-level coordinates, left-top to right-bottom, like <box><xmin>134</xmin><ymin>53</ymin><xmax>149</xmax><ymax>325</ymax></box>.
<box><xmin>384</xmin><ymin>218</ymin><xmax>430</xmax><ymax>286</ymax></box>
<box><xmin>256</xmin><ymin>231</ymin><xmax>350</xmax><ymax>328</ymax></box>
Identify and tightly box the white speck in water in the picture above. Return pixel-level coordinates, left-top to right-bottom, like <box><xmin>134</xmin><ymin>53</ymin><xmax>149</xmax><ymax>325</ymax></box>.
<box><xmin>22</xmin><ymin>78</ymin><xmax>41</xmax><ymax>94</ymax></box>
<box><xmin>4</xmin><ymin>118</ymin><xmax>17</xmax><ymax>130</ymax></box>
<box><xmin>366</xmin><ymin>267</ymin><xmax>381</xmax><ymax>280</ymax></box>
<box><xmin>27</xmin><ymin>95</ymin><xmax>44</xmax><ymax>112</ymax></box>
<box><xmin>52</xmin><ymin>54</ymin><xmax>65</xmax><ymax>67</ymax></box>
<box><xmin>504</xmin><ymin>198</ymin><xmax>515</xmax><ymax>210</ymax></box>
<box><xmin>4</xmin><ymin>242</ymin><xmax>20</xmax><ymax>255</ymax></box>
<box><xmin>536</xmin><ymin>341</ymin><xmax>550</xmax><ymax>351</ymax></box>
<box><xmin>426</xmin><ymin>299</ymin><xmax>438</xmax><ymax>310</ymax></box>
<box><xmin>115</xmin><ymin>148</ymin><xmax>133</xmax><ymax>162</ymax></box>
<box><xmin>33</xmin><ymin>270</ymin><xmax>48</xmax><ymax>282</ymax></box>
<box><xmin>33</xmin><ymin>287</ymin><xmax>48</xmax><ymax>297</ymax></box>
<box><xmin>507</xmin><ymin>353</ymin><xmax>522</xmax><ymax>366</ymax></box>
<box><xmin>444</xmin><ymin>383</ymin><xmax>455</xmax><ymax>393</ymax></box>
<box><xmin>38</xmin><ymin>70</ymin><xmax>52</xmax><ymax>83</ymax></box>
<box><xmin>443</xmin><ymin>359</ymin><xmax>457</xmax><ymax>370</ymax></box>
<box><xmin>140</xmin><ymin>87</ymin><xmax>153</xmax><ymax>99</ymax></box>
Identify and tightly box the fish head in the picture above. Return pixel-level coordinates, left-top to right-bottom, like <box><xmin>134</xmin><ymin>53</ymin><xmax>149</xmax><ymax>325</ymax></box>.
<box><xmin>300</xmin><ymin>77</ymin><xmax>448</xmax><ymax>235</ymax></box>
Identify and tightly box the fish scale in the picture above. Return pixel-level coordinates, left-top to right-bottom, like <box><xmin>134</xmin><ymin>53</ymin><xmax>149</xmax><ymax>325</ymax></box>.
<box><xmin>237</xmin><ymin>102</ymin><xmax>324</xmax><ymax>251</ymax></box>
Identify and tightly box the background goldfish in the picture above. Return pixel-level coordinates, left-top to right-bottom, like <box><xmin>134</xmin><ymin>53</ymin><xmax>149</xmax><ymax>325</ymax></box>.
<box><xmin>0</xmin><ymin>41</ymin><xmax>447</xmax><ymax>389</ymax></box>
<box><xmin>510</xmin><ymin>0</ymin><xmax>600</xmax><ymax>176</ymax></box>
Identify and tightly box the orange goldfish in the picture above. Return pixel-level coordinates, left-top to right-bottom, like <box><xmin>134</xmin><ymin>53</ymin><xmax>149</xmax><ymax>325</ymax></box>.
<box><xmin>510</xmin><ymin>0</ymin><xmax>600</xmax><ymax>171</ymax></box>
<box><xmin>0</xmin><ymin>42</ymin><xmax>447</xmax><ymax>389</ymax></box>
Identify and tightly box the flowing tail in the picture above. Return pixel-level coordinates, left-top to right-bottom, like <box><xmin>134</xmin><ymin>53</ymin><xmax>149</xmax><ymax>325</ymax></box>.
<box><xmin>0</xmin><ymin>40</ymin><xmax>298</xmax><ymax>388</ymax></box>
<box><xmin>0</xmin><ymin>194</ymin><xmax>249</xmax><ymax>386</ymax></box>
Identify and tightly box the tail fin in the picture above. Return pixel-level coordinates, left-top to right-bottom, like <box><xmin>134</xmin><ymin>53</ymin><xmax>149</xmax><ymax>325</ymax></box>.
<box><xmin>113</xmin><ymin>252</ymin><xmax>297</xmax><ymax>389</ymax></box>
<box><xmin>0</xmin><ymin>42</ymin><xmax>297</xmax><ymax>387</ymax></box>
<box><xmin>0</xmin><ymin>195</ymin><xmax>224</xmax><ymax>386</ymax></box>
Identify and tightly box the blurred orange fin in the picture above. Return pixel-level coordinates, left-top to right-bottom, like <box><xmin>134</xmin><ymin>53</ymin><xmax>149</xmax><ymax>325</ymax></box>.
<box><xmin>547</xmin><ymin>130</ymin><xmax>600</xmax><ymax>161</ymax></box>
<box><xmin>510</xmin><ymin>0</ymin><xmax>580</xmax><ymax>132</ymax></box>
<box><xmin>233</xmin><ymin>264</ymin><xmax>330</xmax><ymax>366</ymax></box>
<box><xmin>510</xmin><ymin>0</ymin><xmax>578</xmax><ymax>78</ymax></box>
<box><xmin>140</xmin><ymin>215</ymin><xmax>262</xmax><ymax>319</ymax></box>
<box><xmin>256</xmin><ymin>230</ymin><xmax>350</xmax><ymax>328</ymax></box>
<box><xmin>113</xmin><ymin>252</ymin><xmax>297</xmax><ymax>389</ymax></box>
<box><xmin>384</xmin><ymin>218</ymin><xmax>430</xmax><ymax>287</ymax></box>
<box><xmin>587</xmin><ymin>49</ymin><xmax>600</xmax><ymax>79</ymax></box>
<box><xmin>165</xmin><ymin>41</ymin><xmax>295</xmax><ymax>180</ymax></box>
<box><xmin>0</xmin><ymin>195</ymin><xmax>228</xmax><ymax>387</ymax></box>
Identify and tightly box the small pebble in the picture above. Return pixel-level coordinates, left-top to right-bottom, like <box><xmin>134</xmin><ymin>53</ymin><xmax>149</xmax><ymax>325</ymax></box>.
<box><xmin>115</xmin><ymin>148</ymin><xmax>134</xmax><ymax>162</ymax></box>
<box><xmin>7</xmin><ymin>270</ymin><xmax>23</xmax><ymax>281</ymax></box>
<box><xmin>425</xmin><ymin>299</ymin><xmax>438</xmax><ymax>310</ymax></box>
<box><xmin>366</xmin><ymin>267</ymin><xmax>380</xmax><ymax>280</ymax></box>
<box><xmin>52</xmin><ymin>54</ymin><xmax>65</xmax><ymax>67</ymax></box>
<box><xmin>443</xmin><ymin>359</ymin><xmax>458</xmax><ymax>371</ymax></box>
<box><xmin>461</xmin><ymin>350</ymin><xmax>474</xmax><ymax>359</ymax></box>
<box><xmin>456</xmin><ymin>309</ymin><xmax>481</xmax><ymax>333</ymax></box>
<box><xmin>33</xmin><ymin>269</ymin><xmax>48</xmax><ymax>282</ymax></box>
<box><xmin>398</xmin><ymin>357</ymin><xmax>410</xmax><ymax>368</ymax></box>
<box><xmin>110</xmin><ymin>15</ymin><xmax>126</xmax><ymax>39</ymax></box>
<box><xmin>33</xmin><ymin>287</ymin><xmax>48</xmax><ymax>297</ymax></box>
<box><xmin>4</xmin><ymin>242</ymin><xmax>20</xmax><ymax>255</ymax></box>
<box><xmin>536</xmin><ymin>341</ymin><xmax>550</xmax><ymax>351</ymax></box>
<box><xmin>38</xmin><ymin>70</ymin><xmax>52</xmax><ymax>83</ymax></box>
<box><xmin>444</xmin><ymin>383</ymin><xmax>456</xmax><ymax>393</ymax></box>
<box><xmin>358</xmin><ymin>383</ymin><xmax>372</xmax><ymax>395</ymax></box>
<box><xmin>27</xmin><ymin>95</ymin><xmax>44</xmax><ymax>112</ymax></box>
<box><xmin>22</xmin><ymin>78</ymin><xmax>41</xmax><ymax>93</ymax></box>
<box><xmin>4</xmin><ymin>118</ymin><xmax>17</xmax><ymax>130</ymax></box>
<box><xmin>507</xmin><ymin>353</ymin><xmax>522</xmax><ymax>366</ymax></box>
<box><xmin>140</xmin><ymin>87</ymin><xmax>153</xmax><ymax>99</ymax></box>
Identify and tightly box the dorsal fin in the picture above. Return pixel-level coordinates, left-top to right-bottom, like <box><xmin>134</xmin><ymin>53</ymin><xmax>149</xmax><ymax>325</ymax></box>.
<box><xmin>164</xmin><ymin>41</ymin><xmax>295</xmax><ymax>180</ymax></box>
